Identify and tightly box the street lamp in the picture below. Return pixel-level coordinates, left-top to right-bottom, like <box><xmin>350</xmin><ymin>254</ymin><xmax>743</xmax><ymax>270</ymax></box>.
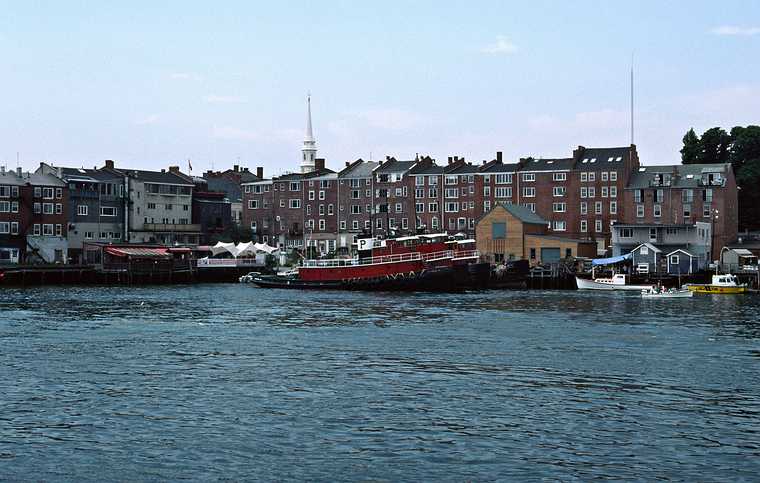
<box><xmin>711</xmin><ymin>208</ymin><xmax>720</xmax><ymax>265</ymax></box>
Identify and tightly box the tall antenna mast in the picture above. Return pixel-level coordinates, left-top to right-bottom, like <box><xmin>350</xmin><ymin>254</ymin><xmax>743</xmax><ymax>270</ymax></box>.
<box><xmin>630</xmin><ymin>52</ymin><xmax>635</xmax><ymax>145</ymax></box>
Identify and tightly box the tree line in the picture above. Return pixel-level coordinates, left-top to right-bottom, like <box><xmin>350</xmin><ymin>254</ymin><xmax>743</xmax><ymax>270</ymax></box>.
<box><xmin>681</xmin><ymin>125</ymin><xmax>760</xmax><ymax>231</ymax></box>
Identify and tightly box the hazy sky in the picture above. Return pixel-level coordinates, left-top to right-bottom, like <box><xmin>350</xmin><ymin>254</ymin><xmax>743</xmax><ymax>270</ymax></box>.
<box><xmin>1</xmin><ymin>1</ymin><xmax>759</xmax><ymax>175</ymax></box>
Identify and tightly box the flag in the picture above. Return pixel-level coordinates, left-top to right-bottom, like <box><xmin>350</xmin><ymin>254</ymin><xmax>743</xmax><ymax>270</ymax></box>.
<box><xmin>188</xmin><ymin>159</ymin><xmax>192</xmax><ymax>173</ymax></box>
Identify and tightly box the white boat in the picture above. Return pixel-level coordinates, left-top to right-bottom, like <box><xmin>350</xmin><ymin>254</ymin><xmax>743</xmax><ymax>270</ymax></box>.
<box><xmin>575</xmin><ymin>274</ymin><xmax>655</xmax><ymax>291</ymax></box>
<box><xmin>641</xmin><ymin>287</ymin><xmax>694</xmax><ymax>298</ymax></box>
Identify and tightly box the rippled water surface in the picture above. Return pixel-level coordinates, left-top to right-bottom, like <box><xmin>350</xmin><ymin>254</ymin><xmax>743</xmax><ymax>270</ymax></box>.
<box><xmin>2</xmin><ymin>284</ymin><xmax>760</xmax><ymax>481</ymax></box>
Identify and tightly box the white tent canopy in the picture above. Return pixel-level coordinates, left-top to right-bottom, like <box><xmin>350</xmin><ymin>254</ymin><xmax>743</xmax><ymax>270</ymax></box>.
<box><xmin>209</xmin><ymin>241</ymin><xmax>279</xmax><ymax>258</ymax></box>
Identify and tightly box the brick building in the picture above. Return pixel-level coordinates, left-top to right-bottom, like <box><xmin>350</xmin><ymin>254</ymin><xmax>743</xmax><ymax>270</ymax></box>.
<box><xmin>0</xmin><ymin>167</ymin><xmax>26</xmax><ymax>263</ymax></box>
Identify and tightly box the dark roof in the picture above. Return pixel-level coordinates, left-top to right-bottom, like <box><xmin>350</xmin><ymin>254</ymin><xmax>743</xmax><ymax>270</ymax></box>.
<box><xmin>519</xmin><ymin>158</ymin><xmax>574</xmax><ymax>172</ymax></box>
<box><xmin>339</xmin><ymin>160</ymin><xmax>379</xmax><ymax>178</ymax></box>
<box><xmin>115</xmin><ymin>168</ymin><xmax>194</xmax><ymax>185</ymax></box>
<box><xmin>626</xmin><ymin>163</ymin><xmax>730</xmax><ymax>189</ymax></box>
<box><xmin>574</xmin><ymin>146</ymin><xmax>632</xmax><ymax>170</ymax></box>
<box><xmin>59</xmin><ymin>167</ymin><xmax>123</xmax><ymax>182</ymax></box>
<box><xmin>374</xmin><ymin>158</ymin><xmax>416</xmax><ymax>174</ymax></box>
<box><xmin>479</xmin><ymin>161</ymin><xmax>520</xmax><ymax>173</ymax></box>
<box><xmin>499</xmin><ymin>202</ymin><xmax>548</xmax><ymax>224</ymax></box>
<box><xmin>445</xmin><ymin>163</ymin><xmax>479</xmax><ymax>175</ymax></box>
<box><xmin>408</xmin><ymin>163</ymin><xmax>445</xmax><ymax>175</ymax></box>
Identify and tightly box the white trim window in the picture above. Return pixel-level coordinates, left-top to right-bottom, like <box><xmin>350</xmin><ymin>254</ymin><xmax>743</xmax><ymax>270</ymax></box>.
<box><xmin>521</xmin><ymin>173</ymin><xmax>535</xmax><ymax>182</ymax></box>
<box><xmin>100</xmin><ymin>207</ymin><xmax>117</xmax><ymax>217</ymax></box>
<box><xmin>580</xmin><ymin>201</ymin><xmax>588</xmax><ymax>215</ymax></box>
<box><xmin>495</xmin><ymin>173</ymin><xmax>512</xmax><ymax>184</ymax></box>
<box><xmin>289</xmin><ymin>199</ymin><xmax>301</xmax><ymax>209</ymax></box>
<box><xmin>552</xmin><ymin>221</ymin><xmax>566</xmax><ymax>231</ymax></box>
<box><xmin>610</xmin><ymin>171</ymin><xmax>618</xmax><ymax>182</ymax></box>
<box><xmin>637</xmin><ymin>204</ymin><xmax>645</xmax><ymax>218</ymax></box>
<box><xmin>553</xmin><ymin>186</ymin><xmax>565</xmax><ymax>197</ymax></box>
<box><xmin>610</xmin><ymin>201</ymin><xmax>617</xmax><ymax>215</ymax></box>
<box><xmin>522</xmin><ymin>187</ymin><xmax>536</xmax><ymax>197</ymax></box>
<box><xmin>552</xmin><ymin>202</ymin><xmax>566</xmax><ymax>212</ymax></box>
<box><xmin>580</xmin><ymin>219</ymin><xmax>588</xmax><ymax>232</ymax></box>
<box><xmin>495</xmin><ymin>187</ymin><xmax>511</xmax><ymax>198</ymax></box>
<box><xmin>595</xmin><ymin>219</ymin><xmax>603</xmax><ymax>232</ymax></box>
<box><xmin>552</xmin><ymin>172</ymin><xmax>567</xmax><ymax>182</ymax></box>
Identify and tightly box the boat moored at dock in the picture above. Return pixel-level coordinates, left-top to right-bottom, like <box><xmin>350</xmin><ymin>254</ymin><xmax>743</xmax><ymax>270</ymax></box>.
<box><xmin>575</xmin><ymin>273</ymin><xmax>655</xmax><ymax>291</ymax></box>
<box><xmin>685</xmin><ymin>274</ymin><xmax>748</xmax><ymax>294</ymax></box>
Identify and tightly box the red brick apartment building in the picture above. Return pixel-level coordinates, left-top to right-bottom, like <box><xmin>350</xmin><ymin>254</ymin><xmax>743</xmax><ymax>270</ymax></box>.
<box><xmin>242</xmin><ymin>144</ymin><xmax>737</xmax><ymax>257</ymax></box>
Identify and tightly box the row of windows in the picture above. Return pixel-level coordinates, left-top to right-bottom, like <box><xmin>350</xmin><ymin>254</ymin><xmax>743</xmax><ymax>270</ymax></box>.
<box><xmin>75</xmin><ymin>205</ymin><xmax>119</xmax><ymax>216</ymax></box>
<box><xmin>32</xmin><ymin>203</ymin><xmax>63</xmax><ymax>215</ymax></box>
<box><xmin>33</xmin><ymin>187</ymin><xmax>63</xmax><ymax>200</ymax></box>
<box><xmin>0</xmin><ymin>201</ymin><xmax>19</xmax><ymax>213</ymax></box>
<box><xmin>636</xmin><ymin>203</ymin><xmax>713</xmax><ymax>218</ymax></box>
<box><xmin>31</xmin><ymin>224</ymin><xmax>63</xmax><ymax>236</ymax></box>
<box><xmin>580</xmin><ymin>171</ymin><xmax>618</xmax><ymax>182</ymax></box>
<box><xmin>83</xmin><ymin>231</ymin><xmax>121</xmax><ymax>240</ymax></box>
<box><xmin>145</xmin><ymin>203</ymin><xmax>189</xmax><ymax>211</ymax></box>
<box><xmin>0</xmin><ymin>186</ymin><xmax>20</xmax><ymax>198</ymax></box>
<box><xmin>0</xmin><ymin>222</ymin><xmax>19</xmax><ymax>234</ymax></box>
<box><xmin>580</xmin><ymin>186</ymin><xmax>618</xmax><ymax>198</ymax></box>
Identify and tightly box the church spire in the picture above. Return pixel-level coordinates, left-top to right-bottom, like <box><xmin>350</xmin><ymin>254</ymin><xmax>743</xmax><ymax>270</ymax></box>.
<box><xmin>301</xmin><ymin>93</ymin><xmax>317</xmax><ymax>173</ymax></box>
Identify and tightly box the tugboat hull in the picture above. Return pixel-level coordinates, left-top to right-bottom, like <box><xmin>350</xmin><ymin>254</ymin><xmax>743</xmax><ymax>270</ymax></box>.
<box><xmin>252</xmin><ymin>266</ymin><xmax>460</xmax><ymax>292</ymax></box>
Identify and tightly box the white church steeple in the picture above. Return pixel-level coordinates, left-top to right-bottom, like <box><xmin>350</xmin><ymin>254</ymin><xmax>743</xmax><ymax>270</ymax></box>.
<box><xmin>301</xmin><ymin>94</ymin><xmax>317</xmax><ymax>173</ymax></box>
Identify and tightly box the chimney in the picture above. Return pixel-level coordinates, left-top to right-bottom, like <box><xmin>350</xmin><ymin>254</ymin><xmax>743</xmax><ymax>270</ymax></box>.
<box><xmin>496</xmin><ymin>151</ymin><xmax>502</xmax><ymax>163</ymax></box>
<box><xmin>169</xmin><ymin>166</ymin><xmax>180</xmax><ymax>174</ymax></box>
<box><xmin>0</xmin><ymin>166</ymin><xmax>5</xmax><ymax>175</ymax></box>
<box><xmin>345</xmin><ymin>161</ymin><xmax>350</xmax><ymax>167</ymax></box>
<box><xmin>233</xmin><ymin>165</ymin><xmax>239</xmax><ymax>172</ymax></box>
<box><xmin>448</xmin><ymin>156</ymin><xmax>453</xmax><ymax>164</ymax></box>
<box><xmin>104</xmin><ymin>159</ymin><xmax>115</xmax><ymax>169</ymax></box>
<box><xmin>16</xmin><ymin>167</ymin><xmax>22</xmax><ymax>176</ymax></box>
<box><xmin>314</xmin><ymin>158</ymin><xmax>325</xmax><ymax>171</ymax></box>
<box><xmin>256</xmin><ymin>166</ymin><xmax>263</xmax><ymax>179</ymax></box>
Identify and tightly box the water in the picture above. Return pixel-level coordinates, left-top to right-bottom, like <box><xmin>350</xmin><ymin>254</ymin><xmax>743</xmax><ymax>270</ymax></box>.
<box><xmin>1</xmin><ymin>285</ymin><xmax>759</xmax><ymax>481</ymax></box>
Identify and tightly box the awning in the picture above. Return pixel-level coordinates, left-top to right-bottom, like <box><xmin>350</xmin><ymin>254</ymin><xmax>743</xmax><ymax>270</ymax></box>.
<box><xmin>105</xmin><ymin>247</ymin><xmax>170</xmax><ymax>258</ymax></box>
<box><xmin>733</xmin><ymin>248</ymin><xmax>754</xmax><ymax>256</ymax></box>
<box><xmin>591</xmin><ymin>252</ymin><xmax>632</xmax><ymax>266</ymax></box>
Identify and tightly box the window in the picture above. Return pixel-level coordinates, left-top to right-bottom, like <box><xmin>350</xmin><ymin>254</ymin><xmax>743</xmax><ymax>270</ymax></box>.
<box><xmin>34</xmin><ymin>202</ymin><xmax>41</xmax><ymax>214</ymax></box>
<box><xmin>587</xmin><ymin>187</ymin><xmax>595</xmax><ymax>197</ymax></box>
<box><xmin>319</xmin><ymin>191</ymin><xmax>325</xmax><ymax>200</ymax></box>
<box><xmin>320</xmin><ymin>180</ymin><xmax>330</xmax><ymax>189</ymax></box>
<box><xmin>290</xmin><ymin>182</ymin><xmax>299</xmax><ymax>191</ymax></box>
<box><xmin>601</xmin><ymin>186</ymin><xmax>608</xmax><ymax>198</ymax></box>
<box><xmin>495</xmin><ymin>187</ymin><xmax>511</xmax><ymax>198</ymax></box>
<box><xmin>43</xmin><ymin>203</ymin><xmax>53</xmax><ymax>214</ymax></box>
<box><xmin>415</xmin><ymin>202</ymin><xmax>424</xmax><ymax>213</ymax></box>
<box><xmin>43</xmin><ymin>187</ymin><xmax>54</xmax><ymax>199</ymax></box>
<box><xmin>595</xmin><ymin>220</ymin><xmax>603</xmax><ymax>232</ymax></box>
<box><xmin>523</xmin><ymin>203</ymin><xmax>536</xmax><ymax>212</ymax></box>
<box><xmin>682</xmin><ymin>189</ymin><xmax>693</xmax><ymax>203</ymax></box>
<box><xmin>351</xmin><ymin>205</ymin><xmax>361</xmax><ymax>214</ymax></box>
<box><xmin>580</xmin><ymin>201</ymin><xmax>588</xmax><ymax>215</ymax></box>
<box><xmin>395</xmin><ymin>203</ymin><xmax>402</xmax><ymax>213</ymax></box>
<box><xmin>0</xmin><ymin>222</ymin><xmax>7</xmax><ymax>234</ymax></box>
<box><xmin>376</xmin><ymin>218</ymin><xmax>382</xmax><ymax>229</ymax></box>
<box><xmin>0</xmin><ymin>201</ymin><xmax>8</xmax><ymax>212</ymax></box>
<box><xmin>703</xmin><ymin>204</ymin><xmax>711</xmax><ymax>217</ymax></box>
<box><xmin>654</xmin><ymin>204</ymin><xmax>662</xmax><ymax>218</ymax></box>
<box><xmin>340</xmin><ymin>220</ymin><xmax>346</xmax><ymax>230</ymax></box>
<box><xmin>580</xmin><ymin>220</ymin><xmax>588</xmax><ymax>232</ymax></box>
<box><xmin>445</xmin><ymin>202</ymin><xmax>459</xmax><ymax>212</ymax></box>
<box><xmin>620</xmin><ymin>228</ymin><xmax>633</xmax><ymax>238</ymax></box>
<box><xmin>552</xmin><ymin>202</ymin><xmax>566</xmax><ymax>212</ymax></box>
<box><xmin>402</xmin><ymin>218</ymin><xmax>409</xmax><ymax>229</ymax></box>
<box><xmin>683</xmin><ymin>204</ymin><xmax>691</xmax><ymax>218</ymax></box>
<box><xmin>483</xmin><ymin>186</ymin><xmax>491</xmax><ymax>197</ymax></box>
<box><xmin>56</xmin><ymin>224</ymin><xmax>62</xmax><ymax>236</ymax></box>
<box><xmin>496</xmin><ymin>173</ymin><xmax>512</xmax><ymax>184</ymax></box>
<box><xmin>308</xmin><ymin>191</ymin><xmax>315</xmax><ymax>200</ymax></box>
<box><xmin>522</xmin><ymin>187</ymin><xmax>535</xmax><ymax>197</ymax></box>
<box><xmin>609</xmin><ymin>186</ymin><xmax>617</xmax><ymax>198</ymax></box>
<box><xmin>351</xmin><ymin>190</ymin><xmax>360</xmax><ymax>199</ymax></box>
<box><xmin>653</xmin><ymin>189</ymin><xmax>664</xmax><ymax>203</ymax></box>
<box><xmin>33</xmin><ymin>224</ymin><xmax>41</xmax><ymax>236</ymax></box>
<box><xmin>610</xmin><ymin>201</ymin><xmax>617</xmax><ymax>215</ymax></box>
<box><xmin>415</xmin><ymin>188</ymin><xmax>424</xmax><ymax>198</ymax></box>
<box><xmin>319</xmin><ymin>219</ymin><xmax>325</xmax><ymax>231</ymax></box>
<box><xmin>601</xmin><ymin>172</ymin><xmax>608</xmax><ymax>181</ymax></box>
<box><xmin>610</xmin><ymin>171</ymin><xmax>618</xmax><ymax>182</ymax></box>
<box><xmin>165</xmin><ymin>204</ymin><xmax>173</xmax><ymax>210</ymax></box>
<box><xmin>34</xmin><ymin>187</ymin><xmax>42</xmax><ymax>198</ymax></box>
<box><xmin>595</xmin><ymin>201</ymin><xmax>602</xmax><ymax>215</ymax></box>
<box><xmin>588</xmin><ymin>172</ymin><xmax>596</xmax><ymax>182</ymax></box>
<box><xmin>553</xmin><ymin>172</ymin><xmax>566</xmax><ymax>182</ymax></box>
<box><xmin>328</xmin><ymin>204</ymin><xmax>334</xmax><ymax>215</ymax></box>
<box><xmin>11</xmin><ymin>201</ymin><xmax>17</xmax><ymax>213</ymax></box>
<box><xmin>552</xmin><ymin>221</ymin><xmax>566</xmax><ymax>231</ymax></box>
<box><xmin>703</xmin><ymin>189</ymin><xmax>713</xmax><ymax>203</ymax></box>
<box><xmin>248</xmin><ymin>200</ymin><xmax>258</xmax><ymax>209</ymax></box>
<box><xmin>352</xmin><ymin>220</ymin><xmax>359</xmax><ymax>230</ymax></box>
<box><xmin>581</xmin><ymin>172</ymin><xmax>588</xmax><ymax>182</ymax></box>
<box><xmin>521</xmin><ymin>173</ymin><xmax>535</xmax><ymax>182</ymax></box>
<box><xmin>318</xmin><ymin>205</ymin><xmax>325</xmax><ymax>215</ymax></box>
<box><xmin>280</xmin><ymin>199</ymin><xmax>285</xmax><ymax>208</ymax></box>
<box><xmin>553</xmin><ymin>186</ymin><xmax>565</xmax><ymax>197</ymax></box>
<box><xmin>483</xmin><ymin>200</ymin><xmax>491</xmax><ymax>212</ymax></box>
<box><xmin>445</xmin><ymin>175</ymin><xmax>458</xmax><ymax>185</ymax></box>
<box><xmin>634</xmin><ymin>189</ymin><xmax>643</xmax><ymax>203</ymax></box>
<box><xmin>43</xmin><ymin>224</ymin><xmax>54</xmax><ymax>236</ymax></box>
<box><xmin>55</xmin><ymin>203</ymin><xmax>62</xmax><ymax>214</ymax></box>
<box><xmin>289</xmin><ymin>199</ymin><xmax>301</xmax><ymax>209</ymax></box>
<box><xmin>428</xmin><ymin>202</ymin><xmax>438</xmax><ymax>212</ymax></box>
<box><xmin>431</xmin><ymin>217</ymin><xmax>439</xmax><ymax>229</ymax></box>
<box><xmin>530</xmin><ymin>248</ymin><xmax>536</xmax><ymax>259</ymax></box>
<box><xmin>445</xmin><ymin>188</ymin><xmax>458</xmax><ymax>198</ymax></box>
<box><xmin>670</xmin><ymin>255</ymin><xmax>680</xmax><ymax>266</ymax></box>
<box><xmin>415</xmin><ymin>176</ymin><xmax>425</xmax><ymax>186</ymax></box>
<box><xmin>429</xmin><ymin>175</ymin><xmax>438</xmax><ymax>185</ymax></box>
<box><xmin>580</xmin><ymin>187</ymin><xmax>588</xmax><ymax>198</ymax></box>
<box><xmin>637</xmin><ymin>204</ymin><xmax>644</xmax><ymax>217</ymax></box>
<box><xmin>183</xmin><ymin>205</ymin><xmax>189</xmax><ymax>211</ymax></box>
<box><xmin>101</xmin><ymin>207</ymin><xmax>117</xmax><ymax>217</ymax></box>
<box><xmin>428</xmin><ymin>188</ymin><xmax>438</xmax><ymax>198</ymax></box>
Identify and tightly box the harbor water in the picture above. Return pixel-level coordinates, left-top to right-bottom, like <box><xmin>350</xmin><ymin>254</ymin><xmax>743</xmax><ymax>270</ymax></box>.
<box><xmin>1</xmin><ymin>285</ymin><xmax>759</xmax><ymax>481</ymax></box>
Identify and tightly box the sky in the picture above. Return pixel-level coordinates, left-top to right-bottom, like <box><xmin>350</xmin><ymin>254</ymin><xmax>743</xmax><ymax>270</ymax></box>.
<box><xmin>1</xmin><ymin>1</ymin><xmax>759</xmax><ymax>176</ymax></box>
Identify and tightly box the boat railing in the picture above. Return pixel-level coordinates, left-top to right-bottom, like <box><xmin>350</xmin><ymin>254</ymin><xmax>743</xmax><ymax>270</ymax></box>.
<box><xmin>301</xmin><ymin>249</ymin><xmax>457</xmax><ymax>268</ymax></box>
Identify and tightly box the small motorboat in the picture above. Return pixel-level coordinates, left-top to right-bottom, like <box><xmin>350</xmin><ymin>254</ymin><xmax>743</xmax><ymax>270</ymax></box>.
<box><xmin>238</xmin><ymin>271</ymin><xmax>262</xmax><ymax>283</ymax></box>
<box><xmin>685</xmin><ymin>274</ymin><xmax>748</xmax><ymax>294</ymax></box>
<box><xmin>641</xmin><ymin>286</ymin><xmax>694</xmax><ymax>298</ymax></box>
<box><xmin>575</xmin><ymin>273</ymin><xmax>655</xmax><ymax>291</ymax></box>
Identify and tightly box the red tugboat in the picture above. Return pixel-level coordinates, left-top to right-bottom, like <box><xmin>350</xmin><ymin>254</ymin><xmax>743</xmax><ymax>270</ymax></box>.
<box><xmin>252</xmin><ymin>234</ymin><xmax>489</xmax><ymax>291</ymax></box>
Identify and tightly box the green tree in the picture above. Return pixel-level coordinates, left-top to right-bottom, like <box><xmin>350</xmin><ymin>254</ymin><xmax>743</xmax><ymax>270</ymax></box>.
<box><xmin>680</xmin><ymin>128</ymin><xmax>701</xmax><ymax>164</ymax></box>
<box><xmin>698</xmin><ymin>127</ymin><xmax>731</xmax><ymax>164</ymax></box>
<box><xmin>730</xmin><ymin>125</ymin><xmax>760</xmax><ymax>230</ymax></box>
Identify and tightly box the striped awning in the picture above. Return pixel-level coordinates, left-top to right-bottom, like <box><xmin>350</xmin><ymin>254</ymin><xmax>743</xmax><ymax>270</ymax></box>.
<box><xmin>105</xmin><ymin>247</ymin><xmax>170</xmax><ymax>258</ymax></box>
